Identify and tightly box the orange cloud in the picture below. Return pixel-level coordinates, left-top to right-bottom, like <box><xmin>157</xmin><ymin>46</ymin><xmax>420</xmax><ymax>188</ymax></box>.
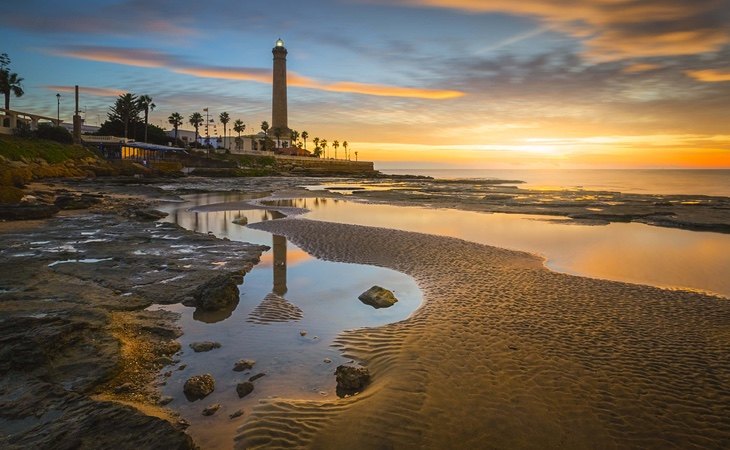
<box><xmin>622</xmin><ymin>63</ymin><xmax>661</xmax><ymax>74</ymax></box>
<box><xmin>394</xmin><ymin>0</ymin><xmax>730</xmax><ymax>60</ymax></box>
<box><xmin>685</xmin><ymin>69</ymin><xmax>730</xmax><ymax>82</ymax></box>
<box><xmin>54</xmin><ymin>47</ymin><xmax>170</xmax><ymax>68</ymax></box>
<box><xmin>45</xmin><ymin>85</ymin><xmax>126</xmax><ymax>97</ymax></box>
<box><xmin>52</xmin><ymin>46</ymin><xmax>463</xmax><ymax>100</ymax></box>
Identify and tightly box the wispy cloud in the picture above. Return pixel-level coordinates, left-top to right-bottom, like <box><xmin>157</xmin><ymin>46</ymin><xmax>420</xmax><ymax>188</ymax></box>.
<box><xmin>686</xmin><ymin>69</ymin><xmax>730</xmax><ymax>82</ymax></box>
<box><xmin>45</xmin><ymin>85</ymin><xmax>126</xmax><ymax>97</ymax></box>
<box><xmin>390</xmin><ymin>0</ymin><xmax>730</xmax><ymax>60</ymax></box>
<box><xmin>622</xmin><ymin>63</ymin><xmax>662</xmax><ymax>74</ymax></box>
<box><xmin>50</xmin><ymin>45</ymin><xmax>464</xmax><ymax>100</ymax></box>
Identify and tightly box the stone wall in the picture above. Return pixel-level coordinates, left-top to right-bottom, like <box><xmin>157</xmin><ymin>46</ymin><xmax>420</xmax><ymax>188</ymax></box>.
<box><xmin>274</xmin><ymin>155</ymin><xmax>375</xmax><ymax>175</ymax></box>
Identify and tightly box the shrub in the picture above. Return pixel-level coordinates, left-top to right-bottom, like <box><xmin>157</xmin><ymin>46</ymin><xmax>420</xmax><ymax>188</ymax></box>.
<box><xmin>36</xmin><ymin>124</ymin><xmax>73</xmax><ymax>144</ymax></box>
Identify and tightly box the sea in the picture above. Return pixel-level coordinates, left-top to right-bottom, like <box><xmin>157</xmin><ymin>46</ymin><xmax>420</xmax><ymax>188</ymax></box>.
<box><xmin>378</xmin><ymin>169</ymin><xmax>730</xmax><ymax>197</ymax></box>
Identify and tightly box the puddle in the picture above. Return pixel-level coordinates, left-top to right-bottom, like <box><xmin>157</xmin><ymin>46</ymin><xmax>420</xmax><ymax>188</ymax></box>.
<box><xmin>48</xmin><ymin>258</ymin><xmax>113</xmax><ymax>267</ymax></box>
<box><xmin>154</xmin><ymin>193</ymin><xmax>422</xmax><ymax>449</ymax></box>
<box><xmin>264</xmin><ymin>198</ymin><xmax>730</xmax><ymax>298</ymax></box>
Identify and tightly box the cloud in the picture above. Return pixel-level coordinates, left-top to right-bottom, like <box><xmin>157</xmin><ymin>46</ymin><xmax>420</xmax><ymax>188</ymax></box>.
<box><xmin>45</xmin><ymin>85</ymin><xmax>126</xmax><ymax>97</ymax></box>
<box><xmin>622</xmin><ymin>63</ymin><xmax>662</xmax><ymax>74</ymax></box>
<box><xmin>50</xmin><ymin>46</ymin><xmax>464</xmax><ymax>100</ymax></box>
<box><xmin>390</xmin><ymin>0</ymin><xmax>730</xmax><ymax>60</ymax></box>
<box><xmin>686</xmin><ymin>69</ymin><xmax>730</xmax><ymax>82</ymax></box>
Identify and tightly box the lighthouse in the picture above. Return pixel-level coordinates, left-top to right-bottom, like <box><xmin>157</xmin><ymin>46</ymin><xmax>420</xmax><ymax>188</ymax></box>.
<box><xmin>271</xmin><ymin>38</ymin><xmax>289</xmax><ymax>138</ymax></box>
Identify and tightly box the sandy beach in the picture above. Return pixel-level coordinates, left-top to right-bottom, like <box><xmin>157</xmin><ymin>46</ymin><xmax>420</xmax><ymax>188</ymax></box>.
<box><xmin>240</xmin><ymin>217</ymin><xmax>730</xmax><ymax>449</ymax></box>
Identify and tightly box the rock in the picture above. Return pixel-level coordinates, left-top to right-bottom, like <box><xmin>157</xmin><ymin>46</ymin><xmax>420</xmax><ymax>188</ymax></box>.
<box><xmin>113</xmin><ymin>382</ymin><xmax>133</xmax><ymax>394</ymax></box>
<box><xmin>248</xmin><ymin>373</ymin><xmax>266</xmax><ymax>382</ymax></box>
<box><xmin>54</xmin><ymin>194</ymin><xmax>101</xmax><ymax>210</ymax></box>
<box><xmin>229</xmin><ymin>409</ymin><xmax>244</xmax><ymax>419</ymax></box>
<box><xmin>159</xmin><ymin>396</ymin><xmax>174</xmax><ymax>406</ymax></box>
<box><xmin>155</xmin><ymin>356</ymin><xmax>173</xmax><ymax>366</ymax></box>
<box><xmin>335</xmin><ymin>365</ymin><xmax>371</xmax><ymax>395</ymax></box>
<box><xmin>183</xmin><ymin>374</ymin><xmax>215</xmax><ymax>401</ymax></box>
<box><xmin>233</xmin><ymin>359</ymin><xmax>256</xmax><ymax>371</ymax></box>
<box><xmin>0</xmin><ymin>204</ymin><xmax>59</xmax><ymax>220</ymax></box>
<box><xmin>299</xmin><ymin>330</ymin><xmax>307</xmax><ymax>336</ymax></box>
<box><xmin>323</xmin><ymin>358</ymin><xmax>332</xmax><ymax>364</ymax></box>
<box><xmin>202</xmin><ymin>403</ymin><xmax>221</xmax><ymax>416</ymax></box>
<box><xmin>130</xmin><ymin>208</ymin><xmax>168</xmax><ymax>221</ymax></box>
<box><xmin>189</xmin><ymin>341</ymin><xmax>222</xmax><ymax>352</ymax></box>
<box><xmin>183</xmin><ymin>273</ymin><xmax>241</xmax><ymax>311</ymax></box>
<box><xmin>177</xmin><ymin>364</ymin><xmax>187</xmax><ymax>371</ymax></box>
<box><xmin>358</xmin><ymin>286</ymin><xmax>398</xmax><ymax>308</ymax></box>
<box><xmin>236</xmin><ymin>381</ymin><xmax>254</xmax><ymax>398</ymax></box>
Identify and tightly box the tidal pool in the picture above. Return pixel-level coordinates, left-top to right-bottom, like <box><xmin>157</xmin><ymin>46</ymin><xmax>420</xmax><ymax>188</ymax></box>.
<box><xmin>153</xmin><ymin>193</ymin><xmax>422</xmax><ymax>449</ymax></box>
<box><xmin>267</xmin><ymin>197</ymin><xmax>730</xmax><ymax>298</ymax></box>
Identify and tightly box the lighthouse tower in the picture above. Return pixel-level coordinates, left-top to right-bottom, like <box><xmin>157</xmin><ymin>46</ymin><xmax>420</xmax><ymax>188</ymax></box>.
<box><xmin>271</xmin><ymin>38</ymin><xmax>289</xmax><ymax>138</ymax></box>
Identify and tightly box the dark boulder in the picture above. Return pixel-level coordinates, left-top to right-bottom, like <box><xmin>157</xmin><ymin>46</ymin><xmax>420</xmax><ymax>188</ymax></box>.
<box><xmin>358</xmin><ymin>286</ymin><xmax>398</xmax><ymax>309</ymax></box>
<box><xmin>335</xmin><ymin>365</ymin><xmax>371</xmax><ymax>396</ymax></box>
<box><xmin>183</xmin><ymin>374</ymin><xmax>215</xmax><ymax>401</ymax></box>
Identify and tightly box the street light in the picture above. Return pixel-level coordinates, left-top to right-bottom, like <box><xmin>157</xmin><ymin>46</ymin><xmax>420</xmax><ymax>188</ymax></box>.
<box><xmin>56</xmin><ymin>93</ymin><xmax>61</xmax><ymax>124</ymax></box>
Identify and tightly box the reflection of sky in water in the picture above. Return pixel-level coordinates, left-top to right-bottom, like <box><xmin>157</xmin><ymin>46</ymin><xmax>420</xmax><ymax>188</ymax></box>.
<box><xmin>266</xmin><ymin>198</ymin><xmax>730</xmax><ymax>299</ymax></box>
<box><xmin>154</xmin><ymin>194</ymin><xmax>423</xmax><ymax>449</ymax></box>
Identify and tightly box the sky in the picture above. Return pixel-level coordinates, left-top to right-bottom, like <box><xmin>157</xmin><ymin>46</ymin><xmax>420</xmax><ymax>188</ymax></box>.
<box><xmin>1</xmin><ymin>0</ymin><xmax>729</xmax><ymax>169</ymax></box>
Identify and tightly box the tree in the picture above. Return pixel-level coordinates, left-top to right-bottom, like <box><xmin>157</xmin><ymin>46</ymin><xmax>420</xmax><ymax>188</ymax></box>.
<box><xmin>290</xmin><ymin>130</ymin><xmax>300</xmax><ymax>148</ymax></box>
<box><xmin>333</xmin><ymin>140</ymin><xmax>340</xmax><ymax>159</ymax></box>
<box><xmin>189</xmin><ymin>112</ymin><xmax>203</xmax><ymax>144</ymax></box>
<box><xmin>343</xmin><ymin>140</ymin><xmax>349</xmax><ymax>160</ymax></box>
<box><xmin>313</xmin><ymin>137</ymin><xmax>320</xmax><ymax>151</ymax></box>
<box><xmin>233</xmin><ymin>119</ymin><xmax>245</xmax><ymax>150</ymax></box>
<box><xmin>273</xmin><ymin>127</ymin><xmax>283</xmax><ymax>148</ymax></box>
<box><xmin>260</xmin><ymin>121</ymin><xmax>270</xmax><ymax>151</ymax></box>
<box><xmin>301</xmin><ymin>131</ymin><xmax>309</xmax><ymax>150</ymax></box>
<box><xmin>136</xmin><ymin>95</ymin><xmax>155</xmax><ymax>142</ymax></box>
<box><xmin>168</xmin><ymin>112</ymin><xmax>183</xmax><ymax>143</ymax></box>
<box><xmin>108</xmin><ymin>93</ymin><xmax>140</xmax><ymax>139</ymax></box>
<box><xmin>321</xmin><ymin>139</ymin><xmax>328</xmax><ymax>159</ymax></box>
<box><xmin>219</xmin><ymin>112</ymin><xmax>230</xmax><ymax>150</ymax></box>
<box><xmin>0</xmin><ymin>53</ymin><xmax>24</xmax><ymax>111</ymax></box>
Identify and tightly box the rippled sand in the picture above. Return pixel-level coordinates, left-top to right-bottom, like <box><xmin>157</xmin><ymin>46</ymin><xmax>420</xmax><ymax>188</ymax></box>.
<box><xmin>240</xmin><ymin>218</ymin><xmax>730</xmax><ymax>449</ymax></box>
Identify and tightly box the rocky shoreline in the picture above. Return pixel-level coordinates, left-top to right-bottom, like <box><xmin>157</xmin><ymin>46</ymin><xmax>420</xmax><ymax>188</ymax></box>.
<box><xmin>0</xmin><ymin>183</ymin><xmax>267</xmax><ymax>449</ymax></box>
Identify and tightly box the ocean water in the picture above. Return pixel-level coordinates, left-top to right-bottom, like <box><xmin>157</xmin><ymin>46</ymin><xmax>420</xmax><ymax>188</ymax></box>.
<box><xmin>378</xmin><ymin>169</ymin><xmax>730</xmax><ymax>197</ymax></box>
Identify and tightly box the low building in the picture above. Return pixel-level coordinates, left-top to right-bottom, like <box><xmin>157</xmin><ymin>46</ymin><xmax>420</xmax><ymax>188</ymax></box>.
<box><xmin>1</xmin><ymin>108</ymin><xmax>60</xmax><ymax>134</ymax></box>
<box><xmin>97</xmin><ymin>141</ymin><xmax>187</xmax><ymax>162</ymax></box>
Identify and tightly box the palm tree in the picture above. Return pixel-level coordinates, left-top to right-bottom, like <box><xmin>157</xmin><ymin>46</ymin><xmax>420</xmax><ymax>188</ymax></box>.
<box><xmin>290</xmin><ymin>130</ymin><xmax>300</xmax><ymax>148</ymax></box>
<box><xmin>233</xmin><ymin>119</ymin><xmax>245</xmax><ymax>150</ymax></box>
<box><xmin>343</xmin><ymin>141</ymin><xmax>349</xmax><ymax>160</ymax></box>
<box><xmin>301</xmin><ymin>131</ymin><xmax>309</xmax><ymax>150</ymax></box>
<box><xmin>321</xmin><ymin>139</ymin><xmax>328</xmax><ymax>159</ymax></box>
<box><xmin>0</xmin><ymin>54</ymin><xmax>24</xmax><ymax>110</ymax></box>
<box><xmin>332</xmin><ymin>140</ymin><xmax>340</xmax><ymax>160</ymax></box>
<box><xmin>137</xmin><ymin>95</ymin><xmax>155</xmax><ymax>142</ymax></box>
<box><xmin>219</xmin><ymin>112</ymin><xmax>230</xmax><ymax>150</ymax></box>
<box><xmin>168</xmin><ymin>112</ymin><xmax>183</xmax><ymax>144</ymax></box>
<box><xmin>189</xmin><ymin>112</ymin><xmax>203</xmax><ymax>144</ymax></box>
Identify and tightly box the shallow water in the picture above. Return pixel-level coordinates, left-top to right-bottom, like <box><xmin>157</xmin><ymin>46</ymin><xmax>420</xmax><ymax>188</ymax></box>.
<box><xmin>153</xmin><ymin>193</ymin><xmax>422</xmax><ymax>449</ymax></box>
<box><xmin>379</xmin><ymin>168</ymin><xmax>730</xmax><ymax>196</ymax></box>
<box><xmin>267</xmin><ymin>197</ymin><xmax>730</xmax><ymax>298</ymax></box>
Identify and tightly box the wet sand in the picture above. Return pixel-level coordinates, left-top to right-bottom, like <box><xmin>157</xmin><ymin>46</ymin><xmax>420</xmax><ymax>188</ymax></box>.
<box><xmin>242</xmin><ymin>218</ymin><xmax>730</xmax><ymax>449</ymax></box>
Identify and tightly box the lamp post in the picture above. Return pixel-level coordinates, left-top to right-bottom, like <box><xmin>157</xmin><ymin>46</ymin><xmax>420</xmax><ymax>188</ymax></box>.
<box><xmin>56</xmin><ymin>93</ymin><xmax>61</xmax><ymax>125</ymax></box>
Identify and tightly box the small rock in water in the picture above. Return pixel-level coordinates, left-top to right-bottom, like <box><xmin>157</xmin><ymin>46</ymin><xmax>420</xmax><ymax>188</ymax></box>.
<box><xmin>323</xmin><ymin>358</ymin><xmax>332</xmax><ymax>364</ymax></box>
<box><xmin>159</xmin><ymin>396</ymin><xmax>174</xmax><ymax>406</ymax></box>
<box><xmin>299</xmin><ymin>330</ymin><xmax>307</xmax><ymax>336</ymax></box>
<box><xmin>202</xmin><ymin>403</ymin><xmax>221</xmax><ymax>416</ymax></box>
<box><xmin>189</xmin><ymin>341</ymin><xmax>222</xmax><ymax>352</ymax></box>
<box><xmin>358</xmin><ymin>286</ymin><xmax>398</xmax><ymax>308</ymax></box>
<box><xmin>248</xmin><ymin>373</ymin><xmax>266</xmax><ymax>382</ymax></box>
<box><xmin>229</xmin><ymin>409</ymin><xmax>244</xmax><ymax>419</ymax></box>
<box><xmin>177</xmin><ymin>419</ymin><xmax>190</xmax><ymax>429</ymax></box>
<box><xmin>233</xmin><ymin>359</ymin><xmax>256</xmax><ymax>371</ymax></box>
<box><xmin>177</xmin><ymin>364</ymin><xmax>187</xmax><ymax>371</ymax></box>
<box><xmin>183</xmin><ymin>374</ymin><xmax>215</xmax><ymax>401</ymax></box>
<box><xmin>236</xmin><ymin>381</ymin><xmax>254</xmax><ymax>398</ymax></box>
<box><xmin>335</xmin><ymin>365</ymin><xmax>371</xmax><ymax>395</ymax></box>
